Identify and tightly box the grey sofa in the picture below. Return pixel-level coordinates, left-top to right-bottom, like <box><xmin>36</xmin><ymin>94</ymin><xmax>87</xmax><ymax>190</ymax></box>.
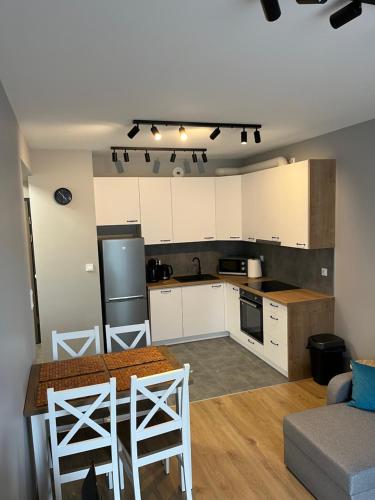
<box><xmin>284</xmin><ymin>372</ymin><xmax>375</xmax><ymax>499</ymax></box>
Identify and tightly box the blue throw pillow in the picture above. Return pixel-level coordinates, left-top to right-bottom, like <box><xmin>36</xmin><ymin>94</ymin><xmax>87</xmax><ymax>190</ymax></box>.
<box><xmin>348</xmin><ymin>360</ymin><xmax>375</xmax><ymax>411</ymax></box>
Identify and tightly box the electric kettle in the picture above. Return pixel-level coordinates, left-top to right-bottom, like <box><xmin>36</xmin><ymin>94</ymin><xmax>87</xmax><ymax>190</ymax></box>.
<box><xmin>158</xmin><ymin>264</ymin><xmax>174</xmax><ymax>280</ymax></box>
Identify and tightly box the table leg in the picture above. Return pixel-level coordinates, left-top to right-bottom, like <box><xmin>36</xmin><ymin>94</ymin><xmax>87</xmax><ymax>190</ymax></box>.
<box><xmin>30</xmin><ymin>414</ymin><xmax>53</xmax><ymax>500</ymax></box>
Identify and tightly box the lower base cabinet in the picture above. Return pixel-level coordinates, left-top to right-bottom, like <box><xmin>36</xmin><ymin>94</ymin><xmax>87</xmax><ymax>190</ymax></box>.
<box><xmin>149</xmin><ymin>288</ymin><xmax>183</xmax><ymax>342</ymax></box>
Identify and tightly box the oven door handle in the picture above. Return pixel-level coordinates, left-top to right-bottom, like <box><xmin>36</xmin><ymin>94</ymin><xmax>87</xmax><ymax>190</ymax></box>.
<box><xmin>239</xmin><ymin>298</ymin><xmax>259</xmax><ymax>309</ymax></box>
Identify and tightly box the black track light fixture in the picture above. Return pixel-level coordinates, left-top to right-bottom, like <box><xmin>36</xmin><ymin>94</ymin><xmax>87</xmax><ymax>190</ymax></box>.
<box><xmin>201</xmin><ymin>152</ymin><xmax>208</xmax><ymax>163</ymax></box>
<box><xmin>254</xmin><ymin>129</ymin><xmax>261</xmax><ymax>144</ymax></box>
<box><xmin>192</xmin><ymin>151</ymin><xmax>198</xmax><ymax>163</ymax></box>
<box><xmin>123</xmin><ymin>151</ymin><xmax>129</xmax><ymax>162</ymax></box>
<box><xmin>330</xmin><ymin>0</ymin><xmax>362</xmax><ymax>28</ymax></box>
<box><xmin>241</xmin><ymin>129</ymin><xmax>248</xmax><ymax>145</ymax></box>
<box><xmin>112</xmin><ymin>150</ymin><xmax>118</xmax><ymax>163</ymax></box>
<box><xmin>170</xmin><ymin>151</ymin><xmax>176</xmax><ymax>163</ymax></box>
<box><xmin>210</xmin><ymin>127</ymin><xmax>221</xmax><ymax>141</ymax></box>
<box><xmin>151</xmin><ymin>125</ymin><xmax>161</xmax><ymax>141</ymax></box>
<box><xmin>260</xmin><ymin>0</ymin><xmax>281</xmax><ymax>21</ymax></box>
<box><xmin>127</xmin><ymin>124</ymin><xmax>140</xmax><ymax>139</ymax></box>
<box><xmin>145</xmin><ymin>150</ymin><xmax>151</xmax><ymax>163</ymax></box>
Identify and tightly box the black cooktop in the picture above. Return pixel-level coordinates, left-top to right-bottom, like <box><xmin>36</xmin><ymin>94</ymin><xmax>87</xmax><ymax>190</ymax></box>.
<box><xmin>246</xmin><ymin>280</ymin><xmax>300</xmax><ymax>293</ymax></box>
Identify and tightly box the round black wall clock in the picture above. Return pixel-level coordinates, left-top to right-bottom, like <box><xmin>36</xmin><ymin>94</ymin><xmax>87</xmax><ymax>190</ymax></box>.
<box><xmin>54</xmin><ymin>188</ymin><xmax>72</xmax><ymax>206</ymax></box>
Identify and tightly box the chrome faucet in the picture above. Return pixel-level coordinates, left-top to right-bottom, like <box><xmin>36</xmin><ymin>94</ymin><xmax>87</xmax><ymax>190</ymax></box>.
<box><xmin>192</xmin><ymin>257</ymin><xmax>202</xmax><ymax>275</ymax></box>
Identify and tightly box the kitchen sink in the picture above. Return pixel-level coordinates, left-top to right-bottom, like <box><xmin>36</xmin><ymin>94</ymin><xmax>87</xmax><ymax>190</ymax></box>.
<box><xmin>174</xmin><ymin>273</ymin><xmax>219</xmax><ymax>283</ymax></box>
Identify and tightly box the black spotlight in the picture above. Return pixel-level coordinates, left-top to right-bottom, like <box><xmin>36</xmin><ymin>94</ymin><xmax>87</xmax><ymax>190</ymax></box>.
<box><xmin>260</xmin><ymin>0</ymin><xmax>281</xmax><ymax>21</ymax></box>
<box><xmin>170</xmin><ymin>151</ymin><xmax>176</xmax><ymax>163</ymax></box>
<box><xmin>241</xmin><ymin>129</ymin><xmax>248</xmax><ymax>145</ymax></box>
<box><xmin>123</xmin><ymin>151</ymin><xmax>129</xmax><ymax>162</ymax></box>
<box><xmin>145</xmin><ymin>151</ymin><xmax>151</xmax><ymax>163</ymax></box>
<box><xmin>192</xmin><ymin>152</ymin><xmax>198</xmax><ymax>163</ymax></box>
<box><xmin>254</xmin><ymin>129</ymin><xmax>261</xmax><ymax>144</ymax></box>
<box><xmin>330</xmin><ymin>1</ymin><xmax>362</xmax><ymax>28</ymax></box>
<box><xmin>202</xmin><ymin>152</ymin><xmax>208</xmax><ymax>163</ymax></box>
<box><xmin>127</xmin><ymin>124</ymin><xmax>140</xmax><ymax>139</ymax></box>
<box><xmin>151</xmin><ymin>125</ymin><xmax>161</xmax><ymax>140</ymax></box>
<box><xmin>112</xmin><ymin>150</ymin><xmax>118</xmax><ymax>163</ymax></box>
<box><xmin>210</xmin><ymin>127</ymin><xmax>221</xmax><ymax>140</ymax></box>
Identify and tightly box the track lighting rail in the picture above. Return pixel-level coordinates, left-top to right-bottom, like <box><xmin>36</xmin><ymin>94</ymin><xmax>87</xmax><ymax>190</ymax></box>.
<box><xmin>111</xmin><ymin>146</ymin><xmax>207</xmax><ymax>152</ymax></box>
<box><xmin>132</xmin><ymin>119</ymin><xmax>262</xmax><ymax>130</ymax></box>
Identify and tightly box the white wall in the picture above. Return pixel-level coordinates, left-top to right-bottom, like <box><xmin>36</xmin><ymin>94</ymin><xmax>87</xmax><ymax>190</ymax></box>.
<box><xmin>0</xmin><ymin>82</ymin><xmax>35</xmax><ymax>498</ymax></box>
<box><xmin>29</xmin><ymin>150</ymin><xmax>102</xmax><ymax>360</ymax></box>
<box><xmin>242</xmin><ymin>118</ymin><xmax>375</xmax><ymax>359</ymax></box>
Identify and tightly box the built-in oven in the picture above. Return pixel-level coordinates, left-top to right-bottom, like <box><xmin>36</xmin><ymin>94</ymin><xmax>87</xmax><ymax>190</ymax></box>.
<box><xmin>239</xmin><ymin>288</ymin><xmax>263</xmax><ymax>344</ymax></box>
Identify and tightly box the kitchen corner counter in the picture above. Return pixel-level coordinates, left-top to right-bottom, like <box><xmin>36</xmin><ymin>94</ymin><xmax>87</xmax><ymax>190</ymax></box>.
<box><xmin>147</xmin><ymin>274</ymin><xmax>334</xmax><ymax>306</ymax></box>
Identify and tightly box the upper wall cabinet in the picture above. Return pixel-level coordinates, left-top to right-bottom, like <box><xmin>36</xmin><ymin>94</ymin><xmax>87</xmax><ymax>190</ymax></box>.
<box><xmin>93</xmin><ymin>178</ymin><xmax>140</xmax><ymax>226</ymax></box>
<box><xmin>171</xmin><ymin>178</ymin><xmax>216</xmax><ymax>243</ymax></box>
<box><xmin>215</xmin><ymin>176</ymin><xmax>242</xmax><ymax>240</ymax></box>
<box><xmin>139</xmin><ymin>178</ymin><xmax>173</xmax><ymax>245</ymax></box>
<box><xmin>242</xmin><ymin>172</ymin><xmax>257</xmax><ymax>242</ymax></box>
<box><xmin>279</xmin><ymin>160</ymin><xmax>336</xmax><ymax>249</ymax></box>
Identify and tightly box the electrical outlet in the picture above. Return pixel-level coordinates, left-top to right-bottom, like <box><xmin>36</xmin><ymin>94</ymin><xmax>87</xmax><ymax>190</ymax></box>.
<box><xmin>260</xmin><ymin>255</ymin><xmax>264</xmax><ymax>262</ymax></box>
<box><xmin>321</xmin><ymin>268</ymin><xmax>328</xmax><ymax>277</ymax></box>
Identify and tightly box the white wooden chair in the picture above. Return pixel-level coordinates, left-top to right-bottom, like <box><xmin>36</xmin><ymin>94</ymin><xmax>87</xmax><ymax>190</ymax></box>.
<box><xmin>47</xmin><ymin>378</ymin><xmax>121</xmax><ymax>500</ymax></box>
<box><xmin>117</xmin><ymin>364</ymin><xmax>192</xmax><ymax>500</ymax></box>
<box><xmin>105</xmin><ymin>320</ymin><xmax>151</xmax><ymax>353</ymax></box>
<box><xmin>52</xmin><ymin>326</ymin><xmax>101</xmax><ymax>360</ymax></box>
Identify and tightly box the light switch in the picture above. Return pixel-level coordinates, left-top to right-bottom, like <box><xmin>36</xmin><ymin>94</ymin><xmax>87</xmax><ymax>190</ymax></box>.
<box><xmin>321</xmin><ymin>268</ymin><xmax>328</xmax><ymax>277</ymax></box>
<box><xmin>85</xmin><ymin>263</ymin><xmax>94</xmax><ymax>272</ymax></box>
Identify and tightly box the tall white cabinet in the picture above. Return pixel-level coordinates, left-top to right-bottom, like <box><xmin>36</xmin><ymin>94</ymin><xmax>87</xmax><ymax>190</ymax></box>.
<box><xmin>93</xmin><ymin>177</ymin><xmax>140</xmax><ymax>225</ymax></box>
<box><xmin>171</xmin><ymin>177</ymin><xmax>216</xmax><ymax>243</ymax></box>
<box><xmin>139</xmin><ymin>178</ymin><xmax>173</xmax><ymax>245</ymax></box>
<box><xmin>215</xmin><ymin>176</ymin><xmax>242</xmax><ymax>240</ymax></box>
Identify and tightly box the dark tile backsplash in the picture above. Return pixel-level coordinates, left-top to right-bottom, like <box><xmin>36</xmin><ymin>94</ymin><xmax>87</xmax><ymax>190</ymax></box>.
<box><xmin>145</xmin><ymin>241</ymin><xmax>334</xmax><ymax>294</ymax></box>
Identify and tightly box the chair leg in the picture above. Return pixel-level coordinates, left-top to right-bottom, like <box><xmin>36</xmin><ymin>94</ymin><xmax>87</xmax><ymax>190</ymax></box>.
<box><xmin>179</xmin><ymin>455</ymin><xmax>186</xmax><ymax>492</ymax></box>
<box><xmin>132</xmin><ymin>465</ymin><xmax>141</xmax><ymax>500</ymax></box>
<box><xmin>119</xmin><ymin>458</ymin><xmax>125</xmax><ymax>490</ymax></box>
<box><xmin>163</xmin><ymin>458</ymin><xmax>170</xmax><ymax>475</ymax></box>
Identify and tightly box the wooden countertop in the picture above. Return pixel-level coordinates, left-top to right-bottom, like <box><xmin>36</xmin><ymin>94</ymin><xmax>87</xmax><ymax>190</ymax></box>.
<box><xmin>147</xmin><ymin>274</ymin><xmax>333</xmax><ymax>306</ymax></box>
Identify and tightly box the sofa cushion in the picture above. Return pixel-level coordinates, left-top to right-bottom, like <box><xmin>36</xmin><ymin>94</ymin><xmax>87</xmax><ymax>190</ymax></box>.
<box><xmin>284</xmin><ymin>403</ymin><xmax>375</xmax><ymax>496</ymax></box>
<box><xmin>348</xmin><ymin>360</ymin><xmax>375</xmax><ymax>412</ymax></box>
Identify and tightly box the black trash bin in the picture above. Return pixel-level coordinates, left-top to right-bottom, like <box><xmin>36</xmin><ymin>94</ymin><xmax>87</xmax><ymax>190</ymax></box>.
<box><xmin>307</xmin><ymin>334</ymin><xmax>346</xmax><ymax>385</ymax></box>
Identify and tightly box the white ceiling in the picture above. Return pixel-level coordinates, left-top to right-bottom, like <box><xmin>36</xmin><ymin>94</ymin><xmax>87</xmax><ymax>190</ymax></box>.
<box><xmin>1</xmin><ymin>0</ymin><xmax>375</xmax><ymax>159</ymax></box>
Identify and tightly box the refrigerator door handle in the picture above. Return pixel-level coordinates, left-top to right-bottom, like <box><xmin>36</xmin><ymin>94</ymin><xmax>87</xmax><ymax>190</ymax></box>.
<box><xmin>107</xmin><ymin>295</ymin><xmax>145</xmax><ymax>303</ymax></box>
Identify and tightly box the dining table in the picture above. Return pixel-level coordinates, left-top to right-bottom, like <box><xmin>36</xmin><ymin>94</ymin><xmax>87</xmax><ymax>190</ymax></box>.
<box><xmin>24</xmin><ymin>345</ymin><xmax>182</xmax><ymax>500</ymax></box>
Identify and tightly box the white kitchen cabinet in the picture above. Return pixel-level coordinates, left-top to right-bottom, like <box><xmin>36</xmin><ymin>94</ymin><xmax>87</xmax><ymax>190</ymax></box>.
<box><xmin>255</xmin><ymin>167</ymin><xmax>284</xmax><ymax>243</ymax></box>
<box><xmin>171</xmin><ymin>178</ymin><xmax>216</xmax><ymax>243</ymax></box>
<box><xmin>139</xmin><ymin>178</ymin><xmax>173</xmax><ymax>245</ymax></box>
<box><xmin>241</xmin><ymin>172</ymin><xmax>258</xmax><ymax>242</ymax></box>
<box><xmin>149</xmin><ymin>288</ymin><xmax>183</xmax><ymax>342</ymax></box>
<box><xmin>263</xmin><ymin>297</ymin><xmax>288</xmax><ymax>373</ymax></box>
<box><xmin>182</xmin><ymin>283</ymin><xmax>225</xmax><ymax>337</ymax></box>
<box><xmin>225</xmin><ymin>283</ymin><xmax>241</xmax><ymax>337</ymax></box>
<box><xmin>93</xmin><ymin>177</ymin><xmax>140</xmax><ymax>226</ymax></box>
<box><xmin>215</xmin><ymin>176</ymin><xmax>242</xmax><ymax>240</ymax></box>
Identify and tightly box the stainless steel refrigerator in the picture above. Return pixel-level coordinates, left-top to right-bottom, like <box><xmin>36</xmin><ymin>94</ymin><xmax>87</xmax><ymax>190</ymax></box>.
<box><xmin>99</xmin><ymin>237</ymin><xmax>148</xmax><ymax>350</ymax></box>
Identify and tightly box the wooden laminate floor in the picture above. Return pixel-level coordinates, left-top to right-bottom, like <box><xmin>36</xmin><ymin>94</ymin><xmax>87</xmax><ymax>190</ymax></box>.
<box><xmin>64</xmin><ymin>379</ymin><xmax>326</xmax><ymax>499</ymax></box>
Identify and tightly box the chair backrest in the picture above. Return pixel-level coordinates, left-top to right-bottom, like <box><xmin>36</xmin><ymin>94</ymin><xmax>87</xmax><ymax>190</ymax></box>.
<box><xmin>47</xmin><ymin>378</ymin><xmax>120</xmax><ymax>500</ymax></box>
<box><xmin>130</xmin><ymin>364</ymin><xmax>190</xmax><ymax>446</ymax></box>
<box><xmin>105</xmin><ymin>320</ymin><xmax>151</xmax><ymax>353</ymax></box>
<box><xmin>52</xmin><ymin>326</ymin><xmax>101</xmax><ymax>360</ymax></box>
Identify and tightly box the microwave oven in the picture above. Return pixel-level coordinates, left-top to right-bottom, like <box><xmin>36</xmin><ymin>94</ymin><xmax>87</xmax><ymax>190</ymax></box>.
<box><xmin>218</xmin><ymin>257</ymin><xmax>248</xmax><ymax>276</ymax></box>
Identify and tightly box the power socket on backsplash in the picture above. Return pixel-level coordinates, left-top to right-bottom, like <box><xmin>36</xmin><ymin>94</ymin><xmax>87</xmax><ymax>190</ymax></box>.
<box><xmin>260</xmin><ymin>255</ymin><xmax>264</xmax><ymax>262</ymax></box>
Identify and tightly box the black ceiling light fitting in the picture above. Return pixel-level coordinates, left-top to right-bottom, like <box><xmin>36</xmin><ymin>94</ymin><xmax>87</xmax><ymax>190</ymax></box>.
<box><xmin>151</xmin><ymin>124</ymin><xmax>161</xmax><ymax>141</ymax></box>
<box><xmin>210</xmin><ymin>127</ymin><xmax>221</xmax><ymax>141</ymax></box>
<box><xmin>254</xmin><ymin>128</ymin><xmax>261</xmax><ymax>144</ymax></box>
<box><xmin>241</xmin><ymin>128</ymin><xmax>248</xmax><ymax>145</ymax></box>
<box><xmin>127</xmin><ymin>123</ymin><xmax>140</xmax><ymax>139</ymax></box>
<box><xmin>130</xmin><ymin>120</ymin><xmax>262</xmax><ymax>144</ymax></box>
<box><xmin>330</xmin><ymin>0</ymin><xmax>362</xmax><ymax>28</ymax></box>
<box><xmin>297</xmin><ymin>0</ymin><xmax>327</xmax><ymax>3</ymax></box>
<box><xmin>111</xmin><ymin>147</ymin><xmax>207</xmax><ymax>169</ymax></box>
<box><xmin>260</xmin><ymin>0</ymin><xmax>281</xmax><ymax>21</ymax></box>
